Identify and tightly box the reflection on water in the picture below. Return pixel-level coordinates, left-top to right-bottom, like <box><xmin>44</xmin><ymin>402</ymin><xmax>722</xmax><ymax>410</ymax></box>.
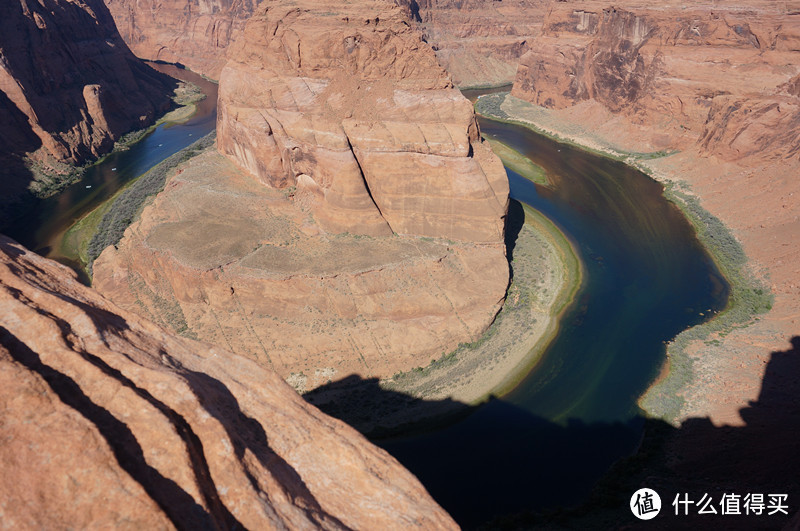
<box><xmin>379</xmin><ymin>111</ymin><xmax>729</xmax><ymax>525</ymax></box>
<box><xmin>3</xmin><ymin>63</ymin><xmax>218</xmax><ymax>270</ymax></box>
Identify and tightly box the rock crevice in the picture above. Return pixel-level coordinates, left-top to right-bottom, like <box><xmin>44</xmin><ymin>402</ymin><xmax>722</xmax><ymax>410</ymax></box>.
<box><xmin>1</xmin><ymin>234</ymin><xmax>457</xmax><ymax>529</ymax></box>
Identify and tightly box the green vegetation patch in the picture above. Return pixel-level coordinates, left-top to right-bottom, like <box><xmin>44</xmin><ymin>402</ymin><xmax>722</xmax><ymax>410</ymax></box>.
<box><xmin>61</xmin><ymin>194</ymin><xmax>115</xmax><ymax>266</ymax></box>
<box><xmin>640</xmin><ymin>184</ymin><xmax>773</xmax><ymax>421</ymax></box>
<box><xmin>483</xmin><ymin>136</ymin><xmax>549</xmax><ymax>185</ymax></box>
<box><xmin>474</xmin><ymin>93</ymin><xmax>511</xmax><ymax>120</ymax></box>
<box><xmin>77</xmin><ymin>132</ymin><xmax>216</xmax><ymax>276</ymax></box>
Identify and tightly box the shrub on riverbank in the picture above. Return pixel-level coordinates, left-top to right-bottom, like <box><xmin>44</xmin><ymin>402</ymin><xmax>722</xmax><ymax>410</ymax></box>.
<box><xmin>474</xmin><ymin>93</ymin><xmax>510</xmax><ymax>120</ymax></box>
<box><xmin>86</xmin><ymin>132</ymin><xmax>216</xmax><ymax>272</ymax></box>
<box><xmin>476</xmin><ymin>91</ymin><xmax>774</xmax><ymax>423</ymax></box>
<box><xmin>640</xmin><ymin>183</ymin><xmax>774</xmax><ymax>421</ymax></box>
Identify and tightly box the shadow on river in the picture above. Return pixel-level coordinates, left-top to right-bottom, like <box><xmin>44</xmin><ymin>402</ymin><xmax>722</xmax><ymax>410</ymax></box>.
<box><xmin>308</xmin><ymin>336</ymin><xmax>800</xmax><ymax>529</ymax></box>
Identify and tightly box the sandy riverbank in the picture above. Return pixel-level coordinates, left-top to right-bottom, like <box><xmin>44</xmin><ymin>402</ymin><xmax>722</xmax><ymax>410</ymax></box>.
<box><xmin>305</xmin><ymin>201</ymin><xmax>583</xmax><ymax>435</ymax></box>
<box><xmin>476</xmin><ymin>92</ymin><xmax>798</xmax><ymax>426</ymax></box>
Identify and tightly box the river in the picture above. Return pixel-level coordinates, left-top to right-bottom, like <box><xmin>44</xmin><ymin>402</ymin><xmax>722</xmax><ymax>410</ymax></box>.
<box><xmin>3</xmin><ymin>63</ymin><xmax>218</xmax><ymax>279</ymax></box>
<box><xmin>4</xmin><ymin>76</ymin><xmax>728</xmax><ymax>526</ymax></box>
<box><xmin>377</xmin><ymin>91</ymin><xmax>729</xmax><ymax>525</ymax></box>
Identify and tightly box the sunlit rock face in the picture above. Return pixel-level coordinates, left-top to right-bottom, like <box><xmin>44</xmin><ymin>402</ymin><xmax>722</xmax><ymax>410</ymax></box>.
<box><xmin>93</xmin><ymin>0</ymin><xmax>510</xmax><ymax>392</ymax></box>
<box><xmin>512</xmin><ymin>0</ymin><xmax>800</xmax><ymax>162</ymax></box>
<box><xmin>105</xmin><ymin>0</ymin><xmax>256</xmax><ymax>79</ymax></box>
<box><xmin>0</xmin><ymin>234</ymin><xmax>457</xmax><ymax>529</ymax></box>
<box><xmin>216</xmin><ymin>0</ymin><xmax>509</xmax><ymax>243</ymax></box>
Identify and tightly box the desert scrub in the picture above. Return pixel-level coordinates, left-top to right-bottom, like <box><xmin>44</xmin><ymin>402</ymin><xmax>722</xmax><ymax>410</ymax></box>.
<box><xmin>172</xmin><ymin>80</ymin><xmax>205</xmax><ymax>107</ymax></box>
<box><xmin>86</xmin><ymin>132</ymin><xmax>216</xmax><ymax>273</ymax></box>
<box><xmin>476</xmin><ymin>92</ymin><xmax>676</xmax><ymax>164</ymax></box>
<box><xmin>25</xmin><ymin>157</ymin><xmax>90</xmax><ymax>199</ymax></box>
<box><xmin>640</xmin><ymin>183</ymin><xmax>773</xmax><ymax>422</ymax></box>
<box><xmin>474</xmin><ymin>93</ymin><xmax>510</xmax><ymax>120</ymax></box>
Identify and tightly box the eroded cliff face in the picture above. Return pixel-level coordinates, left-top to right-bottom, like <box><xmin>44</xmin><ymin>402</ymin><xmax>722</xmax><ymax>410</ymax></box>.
<box><xmin>512</xmin><ymin>1</ymin><xmax>800</xmax><ymax>158</ymax></box>
<box><xmin>93</xmin><ymin>0</ymin><xmax>509</xmax><ymax>392</ymax></box>
<box><xmin>105</xmin><ymin>0</ymin><xmax>255</xmax><ymax>79</ymax></box>
<box><xmin>103</xmin><ymin>0</ymin><xmax>545</xmax><ymax>88</ymax></box>
<box><xmin>93</xmin><ymin>147</ymin><xmax>509</xmax><ymax>392</ymax></box>
<box><xmin>0</xmin><ymin>0</ymin><xmax>174</xmax><ymax>178</ymax></box>
<box><xmin>217</xmin><ymin>0</ymin><xmax>508</xmax><ymax>242</ymax></box>
<box><xmin>0</xmin><ymin>234</ymin><xmax>457</xmax><ymax>529</ymax></box>
<box><xmin>507</xmin><ymin>1</ymin><xmax>800</xmax><ymax>426</ymax></box>
<box><xmin>395</xmin><ymin>0</ymin><xmax>546</xmax><ymax>87</ymax></box>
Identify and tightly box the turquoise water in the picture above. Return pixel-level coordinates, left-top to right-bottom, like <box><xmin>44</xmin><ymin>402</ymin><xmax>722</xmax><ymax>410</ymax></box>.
<box><xmin>378</xmin><ymin>106</ymin><xmax>729</xmax><ymax>525</ymax></box>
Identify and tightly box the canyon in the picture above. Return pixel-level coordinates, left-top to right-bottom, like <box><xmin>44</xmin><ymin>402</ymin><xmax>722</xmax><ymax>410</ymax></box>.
<box><xmin>92</xmin><ymin>0</ymin><xmax>510</xmax><ymax>391</ymax></box>
<box><xmin>0</xmin><ymin>235</ymin><xmax>456</xmax><ymax>529</ymax></box>
<box><xmin>0</xmin><ymin>0</ymin><xmax>478</xmax><ymax>525</ymax></box>
<box><xmin>105</xmin><ymin>0</ymin><xmax>256</xmax><ymax>79</ymax></box>
<box><xmin>512</xmin><ymin>0</ymin><xmax>800</xmax><ymax>157</ymax></box>
<box><xmin>0</xmin><ymin>0</ymin><xmax>175</xmax><ymax>224</ymax></box>
<box><xmin>395</xmin><ymin>0</ymin><xmax>545</xmax><ymax>87</ymax></box>
<box><xmin>105</xmin><ymin>0</ymin><xmax>545</xmax><ymax>87</ymax></box>
<box><xmin>506</xmin><ymin>0</ymin><xmax>800</xmax><ymax>425</ymax></box>
<box><xmin>3</xmin><ymin>0</ymin><xmax>800</xmax><ymax>525</ymax></box>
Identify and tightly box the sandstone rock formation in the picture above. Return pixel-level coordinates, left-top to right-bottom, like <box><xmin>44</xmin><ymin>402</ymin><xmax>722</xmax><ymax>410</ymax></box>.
<box><xmin>93</xmin><ymin>147</ymin><xmax>508</xmax><ymax>392</ymax></box>
<box><xmin>395</xmin><ymin>0</ymin><xmax>546</xmax><ymax>87</ymax></box>
<box><xmin>0</xmin><ymin>0</ymin><xmax>174</xmax><ymax>195</ymax></box>
<box><xmin>217</xmin><ymin>0</ymin><xmax>508</xmax><ymax>243</ymax></box>
<box><xmin>512</xmin><ymin>1</ymin><xmax>800</xmax><ymax>155</ymax></box>
<box><xmin>0</xmin><ymin>234</ymin><xmax>457</xmax><ymax>529</ymax></box>
<box><xmin>94</xmin><ymin>0</ymin><xmax>509</xmax><ymax>390</ymax></box>
<box><xmin>506</xmin><ymin>1</ymin><xmax>800</xmax><ymax>426</ymax></box>
<box><xmin>105</xmin><ymin>0</ymin><xmax>256</xmax><ymax>79</ymax></box>
<box><xmin>103</xmin><ymin>0</ymin><xmax>545</xmax><ymax>88</ymax></box>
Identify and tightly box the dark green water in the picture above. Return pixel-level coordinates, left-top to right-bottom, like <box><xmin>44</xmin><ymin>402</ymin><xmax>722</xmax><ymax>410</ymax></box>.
<box><xmin>3</xmin><ymin>64</ymin><xmax>218</xmax><ymax>272</ymax></box>
<box><xmin>378</xmin><ymin>102</ymin><xmax>729</xmax><ymax>525</ymax></box>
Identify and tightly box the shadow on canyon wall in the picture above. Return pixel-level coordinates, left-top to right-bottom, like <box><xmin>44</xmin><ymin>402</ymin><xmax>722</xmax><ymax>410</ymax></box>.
<box><xmin>304</xmin><ymin>336</ymin><xmax>800</xmax><ymax>530</ymax></box>
<box><xmin>504</xmin><ymin>198</ymin><xmax>526</xmax><ymax>282</ymax></box>
<box><xmin>0</xmin><ymin>296</ymin><xmax>344</xmax><ymax>528</ymax></box>
<box><xmin>0</xmin><ymin>91</ymin><xmax>43</xmax><ymax>226</ymax></box>
<box><xmin>0</xmin><ymin>69</ymin><xmax>179</xmax><ymax>232</ymax></box>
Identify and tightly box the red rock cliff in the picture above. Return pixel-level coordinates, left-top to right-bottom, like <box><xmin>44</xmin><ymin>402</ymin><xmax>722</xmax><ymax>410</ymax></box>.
<box><xmin>105</xmin><ymin>0</ymin><xmax>256</xmax><ymax>79</ymax></box>
<box><xmin>0</xmin><ymin>0</ymin><xmax>174</xmax><ymax>169</ymax></box>
<box><xmin>512</xmin><ymin>1</ymin><xmax>800</xmax><ymax>160</ymax></box>
<box><xmin>217</xmin><ymin>0</ymin><xmax>509</xmax><ymax>242</ymax></box>
<box><xmin>395</xmin><ymin>0</ymin><xmax>547</xmax><ymax>87</ymax></box>
<box><xmin>0</xmin><ymin>234</ymin><xmax>457</xmax><ymax>529</ymax></box>
<box><xmin>93</xmin><ymin>0</ymin><xmax>510</xmax><ymax>392</ymax></box>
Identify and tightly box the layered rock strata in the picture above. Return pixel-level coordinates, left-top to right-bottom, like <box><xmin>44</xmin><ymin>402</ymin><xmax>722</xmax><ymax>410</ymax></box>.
<box><xmin>512</xmin><ymin>1</ymin><xmax>800</xmax><ymax>154</ymax></box>
<box><xmin>395</xmin><ymin>0</ymin><xmax>546</xmax><ymax>87</ymax></box>
<box><xmin>103</xmin><ymin>0</ymin><xmax>545</xmax><ymax>88</ymax></box>
<box><xmin>217</xmin><ymin>0</ymin><xmax>509</xmax><ymax>243</ymax></box>
<box><xmin>94</xmin><ymin>0</ymin><xmax>509</xmax><ymax>389</ymax></box>
<box><xmin>105</xmin><ymin>0</ymin><xmax>256</xmax><ymax>79</ymax></box>
<box><xmin>0</xmin><ymin>0</ymin><xmax>174</xmax><ymax>191</ymax></box>
<box><xmin>0</xmin><ymin>234</ymin><xmax>457</xmax><ymax>529</ymax></box>
<box><xmin>94</xmin><ymin>148</ymin><xmax>508</xmax><ymax>391</ymax></box>
<box><xmin>508</xmin><ymin>0</ymin><xmax>800</xmax><ymax>425</ymax></box>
